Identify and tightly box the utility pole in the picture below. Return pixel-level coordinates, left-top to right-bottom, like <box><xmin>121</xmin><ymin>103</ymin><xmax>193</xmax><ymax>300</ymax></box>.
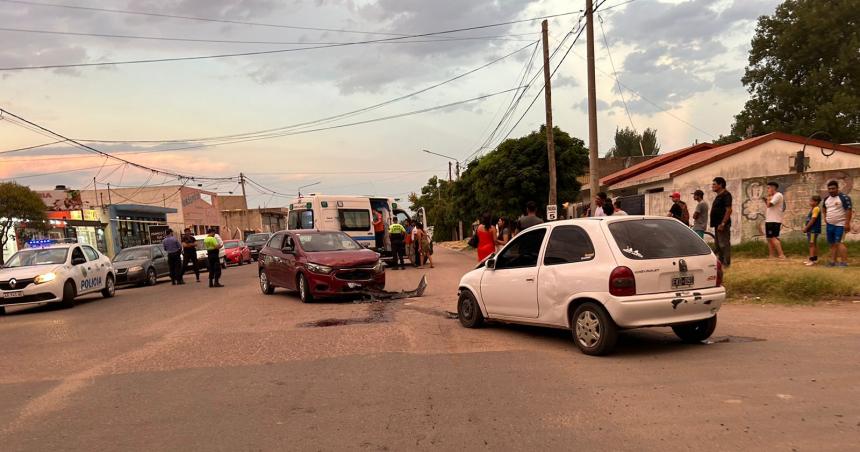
<box><xmin>586</xmin><ymin>0</ymin><xmax>601</xmax><ymax>214</ymax></box>
<box><xmin>542</xmin><ymin>19</ymin><xmax>558</xmax><ymax>208</ymax></box>
<box><xmin>239</xmin><ymin>172</ymin><xmax>248</xmax><ymax>209</ymax></box>
<box><xmin>448</xmin><ymin>161</ymin><xmax>453</xmax><ymax>182</ymax></box>
<box><xmin>93</xmin><ymin>177</ymin><xmax>99</xmax><ymax>208</ymax></box>
<box><xmin>107</xmin><ymin>183</ymin><xmax>112</xmax><ymax>205</ymax></box>
<box><xmin>455</xmin><ymin>161</ymin><xmax>460</xmax><ymax>180</ymax></box>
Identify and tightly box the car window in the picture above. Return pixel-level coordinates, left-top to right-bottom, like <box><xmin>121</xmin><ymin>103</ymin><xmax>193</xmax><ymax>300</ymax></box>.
<box><xmin>608</xmin><ymin>219</ymin><xmax>712</xmax><ymax>260</ymax></box>
<box><xmin>268</xmin><ymin>233</ymin><xmax>284</xmax><ymax>249</ymax></box>
<box><xmin>71</xmin><ymin>247</ymin><xmax>86</xmax><ymax>264</ymax></box>
<box><xmin>82</xmin><ymin>245</ymin><xmax>100</xmax><ymax>261</ymax></box>
<box><xmin>544</xmin><ymin>226</ymin><xmax>595</xmax><ymax>265</ymax></box>
<box><xmin>495</xmin><ymin>228</ymin><xmax>547</xmax><ymax>269</ymax></box>
<box><xmin>288</xmin><ymin>210</ymin><xmax>314</xmax><ymax>229</ymax></box>
<box><xmin>338</xmin><ymin>209</ymin><xmax>371</xmax><ymax>232</ymax></box>
<box><xmin>152</xmin><ymin>247</ymin><xmax>164</xmax><ymax>259</ymax></box>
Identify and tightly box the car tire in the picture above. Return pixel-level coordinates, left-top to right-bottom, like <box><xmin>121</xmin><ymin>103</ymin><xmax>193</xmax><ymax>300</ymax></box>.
<box><xmin>672</xmin><ymin>315</ymin><xmax>718</xmax><ymax>343</ymax></box>
<box><xmin>260</xmin><ymin>270</ymin><xmax>275</xmax><ymax>295</ymax></box>
<box><xmin>457</xmin><ymin>290</ymin><xmax>484</xmax><ymax>328</ymax></box>
<box><xmin>571</xmin><ymin>302</ymin><xmax>618</xmax><ymax>356</ymax></box>
<box><xmin>146</xmin><ymin>268</ymin><xmax>157</xmax><ymax>286</ymax></box>
<box><xmin>101</xmin><ymin>275</ymin><xmax>116</xmax><ymax>298</ymax></box>
<box><xmin>0</xmin><ymin>306</ymin><xmax>6</xmax><ymax>315</ymax></box>
<box><xmin>60</xmin><ymin>280</ymin><xmax>77</xmax><ymax>309</ymax></box>
<box><xmin>237</xmin><ymin>258</ymin><xmax>243</xmax><ymax>266</ymax></box>
<box><xmin>297</xmin><ymin>274</ymin><xmax>313</xmax><ymax>303</ymax></box>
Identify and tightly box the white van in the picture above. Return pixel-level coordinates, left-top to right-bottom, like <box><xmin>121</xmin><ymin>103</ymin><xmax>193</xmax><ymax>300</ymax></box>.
<box><xmin>286</xmin><ymin>195</ymin><xmax>421</xmax><ymax>252</ymax></box>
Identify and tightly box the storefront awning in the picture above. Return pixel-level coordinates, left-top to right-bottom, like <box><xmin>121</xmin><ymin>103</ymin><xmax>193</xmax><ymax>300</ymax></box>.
<box><xmin>111</xmin><ymin>204</ymin><xmax>178</xmax><ymax>215</ymax></box>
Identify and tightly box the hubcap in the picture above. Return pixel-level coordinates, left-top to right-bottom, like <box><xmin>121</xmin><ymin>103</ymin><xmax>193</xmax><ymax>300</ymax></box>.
<box><xmin>461</xmin><ymin>298</ymin><xmax>473</xmax><ymax>319</ymax></box>
<box><xmin>575</xmin><ymin>311</ymin><xmax>601</xmax><ymax>348</ymax></box>
<box><xmin>149</xmin><ymin>270</ymin><xmax>156</xmax><ymax>284</ymax></box>
<box><xmin>260</xmin><ymin>273</ymin><xmax>268</xmax><ymax>291</ymax></box>
<box><xmin>300</xmin><ymin>277</ymin><xmax>306</xmax><ymax>299</ymax></box>
<box><xmin>107</xmin><ymin>278</ymin><xmax>115</xmax><ymax>295</ymax></box>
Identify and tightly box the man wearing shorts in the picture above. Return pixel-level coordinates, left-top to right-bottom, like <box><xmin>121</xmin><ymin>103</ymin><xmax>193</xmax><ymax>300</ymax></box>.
<box><xmin>822</xmin><ymin>180</ymin><xmax>853</xmax><ymax>267</ymax></box>
<box><xmin>763</xmin><ymin>181</ymin><xmax>786</xmax><ymax>259</ymax></box>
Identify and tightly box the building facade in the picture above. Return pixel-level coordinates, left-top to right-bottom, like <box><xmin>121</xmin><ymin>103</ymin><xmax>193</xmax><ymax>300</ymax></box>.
<box><xmin>601</xmin><ymin>133</ymin><xmax>860</xmax><ymax>244</ymax></box>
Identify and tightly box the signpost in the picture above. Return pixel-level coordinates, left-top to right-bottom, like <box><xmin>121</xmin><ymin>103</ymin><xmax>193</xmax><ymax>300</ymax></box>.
<box><xmin>546</xmin><ymin>205</ymin><xmax>558</xmax><ymax>221</ymax></box>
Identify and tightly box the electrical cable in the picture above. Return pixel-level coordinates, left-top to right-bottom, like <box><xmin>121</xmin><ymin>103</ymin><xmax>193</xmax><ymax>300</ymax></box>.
<box><xmin>77</xmin><ymin>41</ymin><xmax>539</xmax><ymax>144</ymax></box>
<box><xmin>0</xmin><ymin>107</ymin><xmax>238</xmax><ymax>181</ymax></box>
<box><xmin>0</xmin><ymin>139</ymin><xmax>66</xmax><ymax>154</ymax></box>
<box><xmin>1</xmin><ymin>162</ymin><xmax>123</xmax><ymax>180</ymax></box>
<box><xmin>598</xmin><ymin>13</ymin><xmax>642</xmax><ymax>154</ymax></box>
<box><xmin>0</xmin><ymin>26</ymin><xmax>537</xmax><ymax>45</ymax></box>
<box><xmin>0</xmin><ymin>12</ymin><xmax>581</xmax><ymax>72</ymax></box>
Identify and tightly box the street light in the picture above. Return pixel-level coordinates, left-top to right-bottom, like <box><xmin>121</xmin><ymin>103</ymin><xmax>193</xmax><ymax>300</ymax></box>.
<box><xmin>422</xmin><ymin>149</ymin><xmax>460</xmax><ymax>181</ymax></box>
<box><xmin>297</xmin><ymin>181</ymin><xmax>321</xmax><ymax>197</ymax></box>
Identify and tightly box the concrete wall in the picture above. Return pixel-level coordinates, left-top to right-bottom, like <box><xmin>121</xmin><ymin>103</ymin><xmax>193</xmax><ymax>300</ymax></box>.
<box><xmin>625</xmin><ymin>139</ymin><xmax>860</xmax><ymax>244</ymax></box>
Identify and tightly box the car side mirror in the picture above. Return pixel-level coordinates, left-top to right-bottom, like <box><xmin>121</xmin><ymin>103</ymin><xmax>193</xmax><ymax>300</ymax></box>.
<box><xmin>72</xmin><ymin>257</ymin><xmax>87</xmax><ymax>266</ymax></box>
<box><xmin>486</xmin><ymin>258</ymin><xmax>496</xmax><ymax>270</ymax></box>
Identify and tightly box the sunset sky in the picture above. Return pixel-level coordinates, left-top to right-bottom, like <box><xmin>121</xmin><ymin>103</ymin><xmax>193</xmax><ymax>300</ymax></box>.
<box><xmin>1</xmin><ymin>0</ymin><xmax>781</xmax><ymax>206</ymax></box>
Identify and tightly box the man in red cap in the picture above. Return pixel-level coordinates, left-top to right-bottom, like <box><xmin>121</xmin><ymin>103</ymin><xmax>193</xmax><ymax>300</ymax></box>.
<box><xmin>668</xmin><ymin>192</ymin><xmax>690</xmax><ymax>225</ymax></box>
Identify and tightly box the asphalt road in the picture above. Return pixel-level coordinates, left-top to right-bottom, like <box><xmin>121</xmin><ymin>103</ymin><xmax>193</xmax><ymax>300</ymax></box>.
<box><xmin>1</xmin><ymin>248</ymin><xmax>858</xmax><ymax>451</ymax></box>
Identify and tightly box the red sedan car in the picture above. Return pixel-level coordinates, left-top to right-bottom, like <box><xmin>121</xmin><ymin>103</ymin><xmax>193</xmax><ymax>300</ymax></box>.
<box><xmin>258</xmin><ymin>230</ymin><xmax>385</xmax><ymax>302</ymax></box>
<box><xmin>224</xmin><ymin>240</ymin><xmax>252</xmax><ymax>266</ymax></box>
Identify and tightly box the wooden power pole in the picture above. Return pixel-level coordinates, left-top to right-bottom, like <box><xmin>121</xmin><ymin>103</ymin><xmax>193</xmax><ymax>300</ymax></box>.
<box><xmin>239</xmin><ymin>172</ymin><xmax>248</xmax><ymax>209</ymax></box>
<box><xmin>541</xmin><ymin>19</ymin><xmax>557</xmax><ymax>208</ymax></box>
<box><xmin>586</xmin><ymin>0</ymin><xmax>600</xmax><ymax>213</ymax></box>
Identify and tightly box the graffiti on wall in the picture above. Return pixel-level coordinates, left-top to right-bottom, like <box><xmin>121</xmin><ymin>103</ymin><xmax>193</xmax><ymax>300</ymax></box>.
<box><xmin>741</xmin><ymin>170</ymin><xmax>859</xmax><ymax>241</ymax></box>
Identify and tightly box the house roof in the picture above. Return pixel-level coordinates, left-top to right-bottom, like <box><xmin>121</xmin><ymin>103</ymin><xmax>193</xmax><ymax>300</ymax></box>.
<box><xmin>599</xmin><ymin>143</ymin><xmax>716</xmax><ymax>186</ymax></box>
<box><xmin>603</xmin><ymin>132</ymin><xmax>860</xmax><ymax>189</ymax></box>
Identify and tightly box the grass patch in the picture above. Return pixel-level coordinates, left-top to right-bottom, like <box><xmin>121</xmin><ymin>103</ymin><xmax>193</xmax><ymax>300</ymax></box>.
<box><xmin>723</xmin><ymin>259</ymin><xmax>860</xmax><ymax>304</ymax></box>
<box><xmin>731</xmin><ymin>238</ymin><xmax>859</xmax><ymax>260</ymax></box>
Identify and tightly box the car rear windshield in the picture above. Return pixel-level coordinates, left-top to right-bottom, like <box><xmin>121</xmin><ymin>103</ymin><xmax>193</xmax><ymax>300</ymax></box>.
<box><xmin>608</xmin><ymin>219</ymin><xmax>711</xmax><ymax>260</ymax></box>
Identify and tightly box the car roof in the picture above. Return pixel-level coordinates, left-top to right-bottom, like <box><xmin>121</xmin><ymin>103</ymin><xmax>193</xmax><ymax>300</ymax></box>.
<box><xmin>22</xmin><ymin>244</ymin><xmax>76</xmax><ymax>250</ymax></box>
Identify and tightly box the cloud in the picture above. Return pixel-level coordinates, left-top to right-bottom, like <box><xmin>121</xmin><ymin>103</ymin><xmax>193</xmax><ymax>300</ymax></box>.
<box><xmin>575</xmin><ymin>98</ymin><xmax>610</xmax><ymax>112</ymax></box>
<box><xmin>553</xmin><ymin>74</ymin><xmax>578</xmax><ymax>89</ymax></box>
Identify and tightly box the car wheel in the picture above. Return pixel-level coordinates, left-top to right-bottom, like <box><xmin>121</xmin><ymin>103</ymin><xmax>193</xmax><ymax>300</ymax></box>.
<box><xmin>146</xmin><ymin>268</ymin><xmax>157</xmax><ymax>286</ymax></box>
<box><xmin>101</xmin><ymin>275</ymin><xmax>116</xmax><ymax>298</ymax></box>
<box><xmin>60</xmin><ymin>280</ymin><xmax>77</xmax><ymax>309</ymax></box>
<box><xmin>672</xmin><ymin>315</ymin><xmax>717</xmax><ymax>343</ymax></box>
<box><xmin>571</xmin><ymin>302</ymin><xmax>618</xmax><ymax>356</ymax></box>
<box><xmin>0</xmin><ymin>306</ymin><xmax>6</xmax><ymax>315</ymax></box>
<box><xmin>298</xmin><ymin>274</ymin><xmax>313</xmax><ymax>303</ymax></box>
<box><xmin>457</xmin><ymin>290</ymin><xmax>484</xmax><ymax>328</ymax></box>
<box><xmin>260</xmin><ymin>271</ymin><xmax>275</xmax><ymax>295</ymax></box>
<box><xmin>237</xmin><ymin>258</ymin><xmax>243</xmax><ymax>266</ymax></box>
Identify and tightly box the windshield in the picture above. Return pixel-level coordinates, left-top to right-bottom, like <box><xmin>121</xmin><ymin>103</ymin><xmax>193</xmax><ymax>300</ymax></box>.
<box><xmin>224</xmin><ymin>242</ymin><xmax>239</xmax><ymax>249</ymax></box>
<box><xmin>297</xmin><ymin>232</ymin><xmax>362</xmax><ymax>252</ymax></box>
<box><xmin>246</xmin><ymin>234</ymin><xmax>270</xmax><ymax>244</ymax></box>
<box><xmin>114</xmin><ymin>248</ymin><xmax>151</xmax><ymax>262</ymax></box>
<box><xmin>608</xmin><ymin>219</ymin><xmax>712</xmax><ymax>260</ymax></box>
<box><xmin>5</xmin><ymin>248</ymin><xmax>68</xmax><ymax>267</ymax></box>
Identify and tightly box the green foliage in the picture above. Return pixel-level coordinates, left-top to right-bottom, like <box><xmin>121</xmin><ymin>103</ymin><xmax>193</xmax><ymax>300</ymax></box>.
<box><xmin>410</xmin><ymin>125</ymin><xmax>589</xmax><ymax>240</ymax></box>
<box><xmin>607</xmin><ymin>127</ymin><xmax>660</xmax><ymax>157</ymax></box>
<box><xmin>730</xmin><ymin>0</ymin><xmax>860</xmax><ymax>142</ymax></box>
<box><xmin>0</xmin><ymin>182</ymin><xmax>48</xmax><ymax>265</ymax></box>
<box><xmin>724</xmin><ymin>260</ymin><xmax>860</xmax><ymax>304</ymax></box>
<box><xmin>712</xmin><ymin>134</ymin><xmax>743</xmax><ymax>145</ymax></box>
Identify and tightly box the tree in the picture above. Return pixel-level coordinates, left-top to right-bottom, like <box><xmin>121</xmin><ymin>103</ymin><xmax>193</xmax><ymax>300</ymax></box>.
<box><xmin>730</xmin><ymin>0</ymin><xmax>860</xmax><ymax>142</ymax></box>
<box><xmin>408</xmin><ymin>176</ymin><xmax>458</xmax><ymax>241</ymax></box>
<box><xmin>0</xmin><ymin>182</ymin><xmax>48</xmax><ymax>265</ymax></box>
<box><xmin>607</xmin><ymin>127</ymin><xmax>660</xmax><ymax>157</ymax></box>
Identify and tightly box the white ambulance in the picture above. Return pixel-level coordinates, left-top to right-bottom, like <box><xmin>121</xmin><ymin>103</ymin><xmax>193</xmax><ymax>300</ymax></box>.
<box><xmin>286</xmin><ymin>195</ymin><xmax>422</xmax><ymax>252</ymax></box>
<box><xmin>0</xmin><ymin>243</ymin><xmax>116</xmax><ymax>314</ymax></box>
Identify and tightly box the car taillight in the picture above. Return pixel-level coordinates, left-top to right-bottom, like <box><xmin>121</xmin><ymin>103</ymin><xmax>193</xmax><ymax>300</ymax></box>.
<box><xmin>609</xmin><ymin>266</ymin><xmax>636</xmax><ymax>296</ymax></box>
<box><xmin>716</xmin><ymin>260</ymin><xmax>723</xmax><ymax>287</ymax></box>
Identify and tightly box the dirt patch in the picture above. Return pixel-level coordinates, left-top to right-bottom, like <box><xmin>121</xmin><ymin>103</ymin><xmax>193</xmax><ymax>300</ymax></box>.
<box><xmin>298</xmin><ymin>302</ymin><xmax>393</xmax><ymax>328</ymax></box>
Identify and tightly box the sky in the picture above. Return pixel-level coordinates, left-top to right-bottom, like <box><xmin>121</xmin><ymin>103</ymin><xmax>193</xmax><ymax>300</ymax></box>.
<box><xmin>0</xmin><ymin>0</ymin><xmax>782</xmax><ymax>207</ymax></box>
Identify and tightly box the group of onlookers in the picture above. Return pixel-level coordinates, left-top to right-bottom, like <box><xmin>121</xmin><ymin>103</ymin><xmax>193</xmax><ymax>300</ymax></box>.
<box><xmin>473</xmin><ymin>201</ymin><xmax>545</xmax><ymax>262</ymax></box>
<box><xmin>375</xmin><ymin>208</ymin><xmax>433</xmax><ymax>270</ymax></box>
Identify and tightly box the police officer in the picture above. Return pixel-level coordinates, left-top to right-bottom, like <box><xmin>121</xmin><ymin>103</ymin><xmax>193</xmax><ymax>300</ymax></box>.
<box><xmin>180</xmin><ymin>228</ymin><xmax>200</xmax><ymax>282</ymax></box>
<box><xmin>388</xmin><ymin>219</ymin><xmax>407</xmax><ymax>270</ymax></box>
<box><xmin>161</xmin><ymin>229</ymin><xmax>184</xmax><ymax>285</ymax></box>
<box><xmin>204</xmin><ymin>228</ymin><xmax>224</xmax><ymax>288</ymax></box>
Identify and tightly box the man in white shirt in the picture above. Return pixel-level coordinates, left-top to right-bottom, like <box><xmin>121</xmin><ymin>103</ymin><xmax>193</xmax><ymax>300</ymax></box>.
<box><xmin>763</xmin><ymin>181</ymin><xmax>786</xmax><ymax>259</ymax></box>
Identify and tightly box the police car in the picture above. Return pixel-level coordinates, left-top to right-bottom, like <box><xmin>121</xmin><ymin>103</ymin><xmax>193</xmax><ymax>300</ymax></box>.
<box><xmin>0</xmin><ymin>243</ymin><xmax>116</xmax><ymax>314</ymax></box>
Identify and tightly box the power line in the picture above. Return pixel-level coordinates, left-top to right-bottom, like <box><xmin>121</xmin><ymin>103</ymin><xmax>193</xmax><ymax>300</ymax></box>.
<box><xmin>598</xmin><ymin>0</ymin><xmax>640</xmax><ymax>13</ymax></box>
<box><xmin>0</xmin><ymin>26</ymin><xmax>536</xmax><ymax>45</ymax></box>
<box><xmin>0</xmin><ymin>139</ymin><xmax>66</xmax><ymax>154</ymax></box>
<box><xmin>0</xmin><ymin>0</ymin><xmax>409</xmax><ymax>36</ymax></box>
<box><xmin>77</xmin><ymin>41</ymin><xmax>539</xmax><ymax>144</ymax></box>
<box><xmin>2</xmin><ymin>162</ymin><xmax>123</xmax><ymax>180</ymax></box>
<box><xmin>0</xmin><ymin>107</ymin><xmax>237</xmax><ymax>181</ymax></box>
<box><xmin>0</xmin><ymin>11</ymin><xmax>581</xmax><ymax>72</ymax></box>
<box><xmin>598</xmin><ymin>14</ymin><xmax>638</xmax><ymax>139</ymax></box>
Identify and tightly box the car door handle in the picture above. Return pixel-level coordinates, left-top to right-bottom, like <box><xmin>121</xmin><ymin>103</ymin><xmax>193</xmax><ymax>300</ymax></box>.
<box><xmin>525</xmin><ymin>278</ymin><xmax>535</xmax><ymax>282</ymax></box>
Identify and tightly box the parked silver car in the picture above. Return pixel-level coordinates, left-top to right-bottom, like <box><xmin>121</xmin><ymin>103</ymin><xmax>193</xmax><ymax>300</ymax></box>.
<box><xmin>112</xmin><ymin>245</ymin><xmax>171</xmax><ymax>286</ymax></box>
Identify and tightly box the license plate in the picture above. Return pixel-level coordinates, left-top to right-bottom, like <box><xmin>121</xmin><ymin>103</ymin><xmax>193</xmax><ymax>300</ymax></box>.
<box><xmin>347</xmin><ymin>283</ymin><xmax>363</xmax><ymax>289</ymax></box>
<box><xmin>672</xmin><ymin>275</ymin><xmax>695</xmax><ymax>288</ymax></box>
<box><xmin>2</xmin><ymin>291</ymin><xmax>23</xmax><ymax>299</ymax></box>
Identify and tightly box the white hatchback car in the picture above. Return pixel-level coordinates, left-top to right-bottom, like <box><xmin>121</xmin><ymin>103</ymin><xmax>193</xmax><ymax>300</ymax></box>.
<box><xmin>457</xmin><ymin>216</ymin><xmax>725</xmax><ymax>355</ymax></box>
<box><xmin>0</xmin><ymin>244</ymin><xmax>116</xmax><ymax>314</ymax></box>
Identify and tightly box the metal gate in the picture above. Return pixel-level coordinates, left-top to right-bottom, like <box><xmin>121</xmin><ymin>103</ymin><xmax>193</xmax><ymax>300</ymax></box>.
<box><xmin>616</xmin><ymin>194</ymin><xmax>645</xmax><ymax>215</ymax></box>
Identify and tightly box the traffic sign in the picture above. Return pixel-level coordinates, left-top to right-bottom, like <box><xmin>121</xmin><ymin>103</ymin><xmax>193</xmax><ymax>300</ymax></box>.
<box><xmin>546</xmin><ymin>205</ymin><xmax>558</xmax><ymax>221</ymax></box>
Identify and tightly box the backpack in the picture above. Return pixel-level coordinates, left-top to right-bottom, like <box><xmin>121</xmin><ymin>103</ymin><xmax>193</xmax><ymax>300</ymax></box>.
<box><xmin>680</xmin><ymin>201</ymin><xmax>690</xmax><ymax>225</ymax></box>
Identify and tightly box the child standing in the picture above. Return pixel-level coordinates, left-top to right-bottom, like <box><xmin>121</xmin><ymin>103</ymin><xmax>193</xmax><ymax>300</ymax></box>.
<box><xmin>803</xmin><ymin>195</ymin><xmax>822</xmax><ymax>266</ymax></box>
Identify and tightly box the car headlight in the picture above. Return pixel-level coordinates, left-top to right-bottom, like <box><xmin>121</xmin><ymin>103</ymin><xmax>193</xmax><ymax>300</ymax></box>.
<box><xmin>128</xmin><ymin>266</ymin><xmax>144</xmax><ymax>272</ymax></box>
<box><xmin>373</xmin><ymin>260</ymin><xmax>385</xmax><ymax>273</ymax></box>
<box><xmin>306</xmin><ymin>262</ymin><xmax>333</xmax><ymax>274</ymax></box>
<box><xmin>34</xmin><ymin>272</ymin><xmax>56</xmax><ymax>284</ymax></box>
